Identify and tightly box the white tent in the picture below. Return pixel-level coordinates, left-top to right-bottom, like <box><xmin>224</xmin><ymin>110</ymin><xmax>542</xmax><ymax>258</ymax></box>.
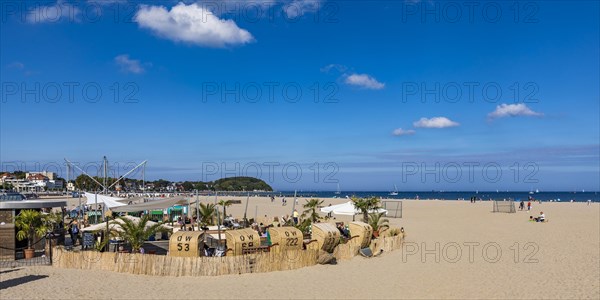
<box><xmin>320</xmin><ymin>201</ymin><xmax>387</xmax><ymax>216</ymax></box>
<box><xmin>111</xmin><ymin>197</ymin><xmax>189</xmax><ymax>213</ymax></box>
<box><xmin>84</xmin><ymin>192</ymin><xmax>127</xmax><ymax>209</ymax></box>
<box><xmin>81</xmin><ymin>215</ymin><xmax>173</xmax><ymax>232</ymax></box>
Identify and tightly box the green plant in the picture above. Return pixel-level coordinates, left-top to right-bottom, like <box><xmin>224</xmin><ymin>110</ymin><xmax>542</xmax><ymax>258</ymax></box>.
<box><xmin>352</xmin><ymin>197</ymin><xmax>381</xmax><ymax>222</ymax></box>
<box><xmin>218</xmin><ymin>200</ymin><xmax>234</xmax><ymax>218</ymax></box>
<box><xmin>93</xmin><ymin>238</ymin><xmax>109</xmax><ymax>252</ymax></box>
<box><xmin>15</xmin><ymin>210</ymin><xmax>49</xmax><ymax>249</ymax></box>
<box><xmin>368</xmin><ymin>212</ymin><xmax>389</xmax><ymax>233</ymax></box>
<box><xmin>295</xmin><ymin>218</ymin><xmax>312</xmax><ymax>234</ymax></box>
<box><xmin>112</xmin><ymin>216</ymin><xmax>167</xmax><ymax>252</ymax></box>
<box><xmin>197</xmin><ymin>203</ymin><xmax>216</xmax><ymax>226</ymax></box>
<box><xmin>303</xmin><ymin>198</ymin><xmax>324</xmax><ymax>223</ymax></box>
<box><xmin>43</xmin><ymin>211</ymin><xmax>63</xmax><ymax>232</ymax></box>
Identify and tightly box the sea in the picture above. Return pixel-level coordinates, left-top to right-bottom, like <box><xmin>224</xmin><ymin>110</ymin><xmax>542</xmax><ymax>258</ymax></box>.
<box><xmin>268</xmin><ymin>191</ymin><xmax>600</xmax><ymax>202</ymax></box>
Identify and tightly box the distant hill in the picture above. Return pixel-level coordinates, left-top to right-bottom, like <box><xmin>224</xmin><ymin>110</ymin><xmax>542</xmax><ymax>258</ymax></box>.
<box><xmin>213</xmin><ymin>177</ymin><xmax>273</xmax><ymax>191</ymax></box>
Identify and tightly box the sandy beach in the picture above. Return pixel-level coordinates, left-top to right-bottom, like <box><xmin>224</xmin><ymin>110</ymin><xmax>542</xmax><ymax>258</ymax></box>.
<box><xmin>1</xmin><ymin>198</ymin><xmax>599</xmax><ymax>299</ymax></box>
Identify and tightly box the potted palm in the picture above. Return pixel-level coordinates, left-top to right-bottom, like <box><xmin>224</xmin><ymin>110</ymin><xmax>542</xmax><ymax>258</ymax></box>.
<box><xmin>352</xmin><ymin>197</ymin><xmax>381</xmax><ymax>222</ymax></box>
<box><xmin>303</xmin><ymin>198</ymin><xmax>324</xmax><ymax>223</ymax></box>
<box><xmin>368</xmin><ymin>212</ymin><xmax>389</xmax><ymax>238</ymax></box>
<box><xmin>218</xmin><ymin>200</ymin><xmax>234</xmax><ymax>219</ymax></box>
<box><xmin>113</xmin><ymin>215</ymin><xmax>168</xmax><ymax>253</ymax></box>
<box><xmin>198</xmin><ymin>203</ymin><xmax>216</xmax><ymax>227</ymax></box>
<box><xmin>15</xmin><ymin>210</ymin><xmax>49</xmax><ymax>259</ymax></box>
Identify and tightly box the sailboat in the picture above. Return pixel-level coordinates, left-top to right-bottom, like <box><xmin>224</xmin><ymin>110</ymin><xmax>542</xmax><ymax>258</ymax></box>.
<box><xmin>389</xmin><ymin>184</ymin><xmax>399</xmax><ymax>196</ymax></box>
<box><xmin>334</xmin><ymin>183</ymin><xmax>341</xmax><ymax>195</ymax></box>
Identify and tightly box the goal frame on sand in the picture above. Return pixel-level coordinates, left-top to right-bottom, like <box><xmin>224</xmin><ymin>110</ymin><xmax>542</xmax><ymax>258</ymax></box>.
<box><xmin>493</xmin><ymin>200</ymin><xmax>516</xmax><ymax>213</ymax></box>
<box><xmin>382</xmin><ymin>201</ymin><xmax>403</xmax><ymax>218</ymax></box>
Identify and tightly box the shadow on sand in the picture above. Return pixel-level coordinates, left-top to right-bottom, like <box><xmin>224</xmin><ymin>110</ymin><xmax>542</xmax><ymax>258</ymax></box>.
<box><xmin>0</xmin><ymin>274</ymin><xmax>48</xmax><ymax>290</ymax></box>
<box><xmin>0</xmin><ymin>268</ymin><xmax>22</xmax><ymax>275</ymax></box>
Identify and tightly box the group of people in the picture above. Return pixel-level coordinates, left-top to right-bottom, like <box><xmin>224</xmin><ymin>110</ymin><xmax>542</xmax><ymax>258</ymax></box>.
<box><xmin>177</xmin><ymin>216</ymin><xmax>196</xmax><ymax>231</ymax></box>
<box><xmin>519</xmin><ymin>200</ymin><xmax>533</xmax><ymax>211</ymax></box>
<box><xmin>251</xmin><ymin>210</ymin><xmax>301</xmax><ymax>236</ymax></box>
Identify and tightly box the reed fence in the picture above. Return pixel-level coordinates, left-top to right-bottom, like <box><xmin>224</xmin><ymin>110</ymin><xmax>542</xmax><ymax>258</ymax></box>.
<box><xmin>53</xmin><ymin>232</ymin><xmax>404</xmax><ymax>277</ymax></box>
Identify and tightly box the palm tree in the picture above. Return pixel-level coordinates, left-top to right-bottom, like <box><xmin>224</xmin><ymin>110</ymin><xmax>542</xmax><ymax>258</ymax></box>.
<box><xmin>112</xmin><ymin>215</ymin><xmax>166</xmax><ymax>252</ymax></box>
<box><xmin>368</xmin><ymin>212</ymin><xmax>389</xmax><ymax>235</ymax></box>
<box><xmin>198</xmin><ymin>203</ymin><xmax>216</xmax><ymax>226</ymax></box>
<box><xmin>218</xmin><ymin>200</ymin><xmax>234</xmax><ymax>218</ymax></box>
<box><xmin>15</xmin><ymin>210</ymin><xmax>49</xmax><ymax>249</ymax></box>
<box><xmin>351</xmin><ymin>197</ymin><xmax>381</xmax><ymax>222</ymax></box>
<box><xmin>303</xmin><ymin>198</ymin><xmax>324</xmax><ymax>223</ymax></box>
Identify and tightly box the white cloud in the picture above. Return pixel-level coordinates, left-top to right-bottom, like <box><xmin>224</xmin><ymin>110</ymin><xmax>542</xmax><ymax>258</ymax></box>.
<box><xmin>392</xmin><ymin>128</ymin><xmax>416</xmax><ymax>136</ymax></box>
<box><xmin>27</xmin><ymin>1</ymin><xmax>81</xmax><ymax>24</ymax></box>
<box><xmin>7</xmin><ymin>62</ymin><xmax>38</xmax><ymax>76</ymax></box>
<box><xmin>8</xmin><ymin>62</ymin><xmax>25</xmax><ymax>69</ymax></box>
<box><xmin>344</xmin><ymin>73</ymin><xmax>385</xmax><ymax>90</ymax></box>
<box><xmin>320</xmin><ymin>64</ymin><xmax>347</xmax><ymax>73</ymax></box>
<box><xmin>114</xmin><ymin>55</ymin><xmax>147</xmax><ymax>74</ymax></box>
<box><xmin>134</xmin><ymin>3</ymin><xmax>254</xmax><ymax>48</ymax></box>
<box><xmin>488</xmin><ymin>103</ymin><xmax>543</xmax><ymax>119</ymax></box>
<box><xmin>283</xmin><ymin>0</ymin><xmax>322</xmax><ymax>18</ymax></box>
<box><xmin>413</xmin><ymin>117</ymin><xmax>459</xmax><ymax>128</ymax></box>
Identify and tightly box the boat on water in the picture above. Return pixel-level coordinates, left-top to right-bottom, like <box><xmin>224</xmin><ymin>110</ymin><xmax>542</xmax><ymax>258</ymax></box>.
<box><xmin>389</xmin><ymin>184</ymin><xmax>399</xmax><ymax>196</ymax></box>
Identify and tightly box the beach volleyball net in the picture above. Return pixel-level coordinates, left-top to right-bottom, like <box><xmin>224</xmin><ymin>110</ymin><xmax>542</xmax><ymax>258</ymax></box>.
<box><xmin>493</xmin><ymin>200</ymin><xmax>516</xmax><ymax>213</ymax></box>
<box><xmin>382</xmin><ymin>201</ymin><xmax>402</xmax><ymax>218</ymax></box>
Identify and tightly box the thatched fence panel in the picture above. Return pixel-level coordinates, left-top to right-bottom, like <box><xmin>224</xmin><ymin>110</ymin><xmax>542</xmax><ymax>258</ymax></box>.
<box><xmin>53</xmin><ymin>247</ymin><xmax>320</xmax><ymax>277</ymax></box>
<box><xmin>52</xmin><ymin>232</ymin><xmax>403</xmax><ymax>277</ymax></box>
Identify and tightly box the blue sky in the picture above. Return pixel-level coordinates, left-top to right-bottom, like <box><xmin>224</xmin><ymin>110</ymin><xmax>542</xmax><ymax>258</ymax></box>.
<box><xmin>1</xmin><ymin>0</ymin><xmax>598</xmax><ymax>191</ymax></box>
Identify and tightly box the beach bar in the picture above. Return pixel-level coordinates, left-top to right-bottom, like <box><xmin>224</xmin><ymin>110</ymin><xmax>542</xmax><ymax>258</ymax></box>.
<box><xmin>0</xmin><ymin>198</ymin><xmax>67</xmax><ymax>260</ymax></box>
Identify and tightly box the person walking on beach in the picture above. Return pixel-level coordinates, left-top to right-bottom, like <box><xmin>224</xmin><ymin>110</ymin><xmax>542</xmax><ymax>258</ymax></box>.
<box><xmin>527</xmin><ymin>201</ymin><xmax>531</xmax><ymax>211</ymax></box>
<box><xmin>519</xmin><ymin>200</ymin><xmax>525</xmax><ymax>211</ymax></box>
<box><xmin>69</xmin><ymin>220</ymin><xmax>79</xmax><ymax>246</ymax></box>
<box><xmin>293</xmin><ymin>209</ymin><xmax>299</xmax><ymax>225</ymax></box>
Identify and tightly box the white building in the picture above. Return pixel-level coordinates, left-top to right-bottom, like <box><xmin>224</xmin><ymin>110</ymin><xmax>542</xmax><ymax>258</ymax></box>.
<box><xmin>25</xmin><ymin>171</ymin><xmax>57</xmax><ymax>180</ymax></box>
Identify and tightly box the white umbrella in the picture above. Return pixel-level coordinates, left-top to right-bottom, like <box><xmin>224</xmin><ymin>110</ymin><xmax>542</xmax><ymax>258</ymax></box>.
<box><xmin>320</xmin><ymin>201</ymin><xmax>387</xmax><ymax>216</ymax></box>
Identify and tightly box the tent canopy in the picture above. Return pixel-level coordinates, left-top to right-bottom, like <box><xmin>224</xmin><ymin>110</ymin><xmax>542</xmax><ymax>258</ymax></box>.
<box><xmin>112</xmin><ymin>197</ymin><xmax>189</xmax><ymax>213</ymax></box>
<box><xmin>81</xmin><ymin>215</ymin><xmax>173</xmax><ymax>232</ymax></box>
<box><xmin>84</xmin><ymin>192</ymin><xmax>127</xmax><ymax>209</ymax></box>
<box><xmin>320</xmin><ymin>201</ymin><xmax>387</xmax><ymax>216</ymax></box>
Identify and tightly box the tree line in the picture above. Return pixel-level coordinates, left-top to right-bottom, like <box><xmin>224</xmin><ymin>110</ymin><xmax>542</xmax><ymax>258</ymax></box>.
<box><xmin>72</xmin><ymin>175</ymin><xmax>272</xmax><ymax>192</ymax></box>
